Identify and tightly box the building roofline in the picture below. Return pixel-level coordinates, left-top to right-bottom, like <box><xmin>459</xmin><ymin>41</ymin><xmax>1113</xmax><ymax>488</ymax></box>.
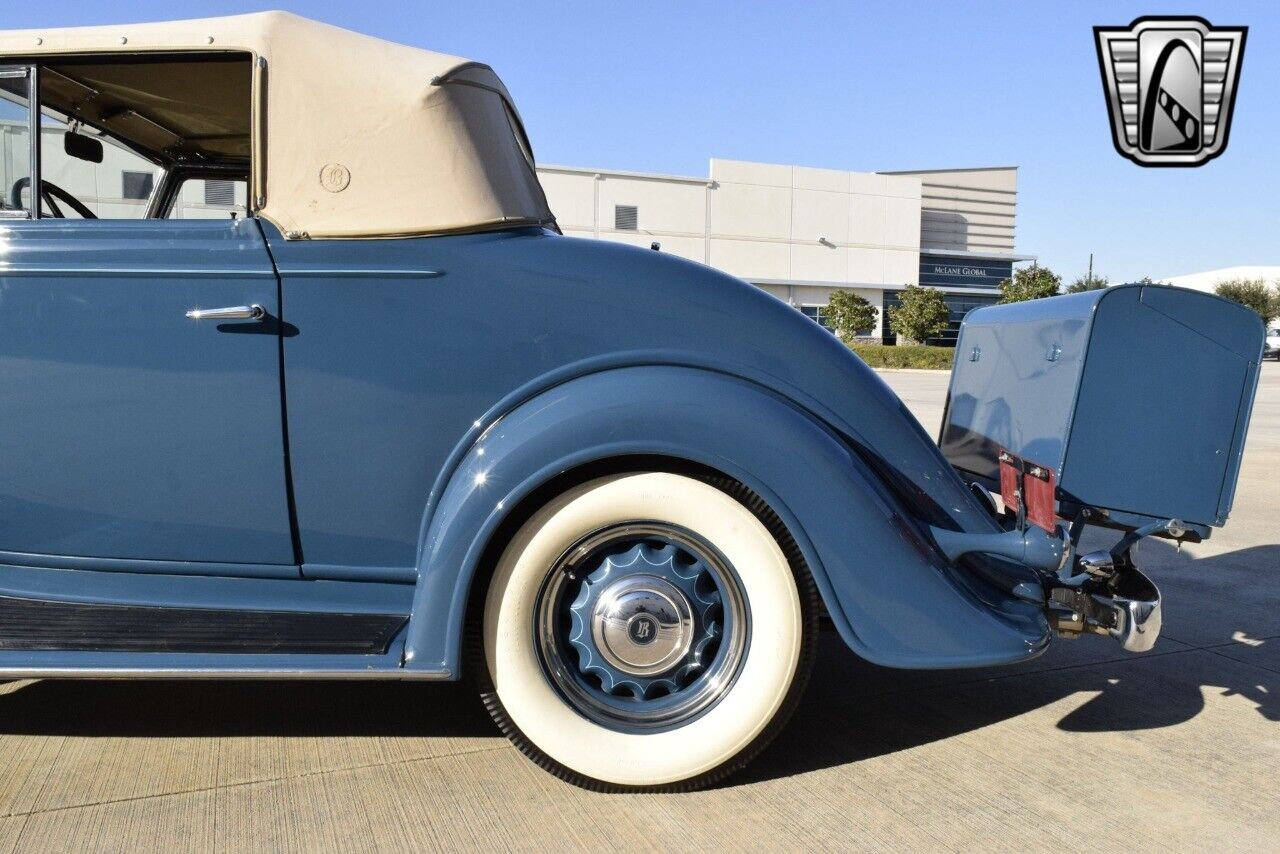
<box><xmin>1158</xmin><ymin>265</ymin><xmax>1280</xmax><ymax>278</ymax></box>
<box><xmin>541</xmin><ymin>160</ymin><xmax>1023</xmax><ymax>186</ymax></box>
<box><xmin>921</xmin><ymin>248</ymin><xmax>1037</xmax><ymax>262</ymax></box>
<box><xmin>880</xmin><ymin>166</ymin><xmax>1020</xmax><ymax>174</ymax></box>
<box><xmin>538</xmin><ymin>164</ymin><xmax>712</xmax><ymax>187</ymax></box>
<box><xmin>749</xmin><ymin>277</ymin><xmax>1002</xmax><ymax>297</ymax></box>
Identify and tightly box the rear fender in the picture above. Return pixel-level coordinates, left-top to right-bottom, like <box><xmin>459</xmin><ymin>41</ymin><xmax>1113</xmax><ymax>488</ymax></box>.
<box><xmin>402</xmin><ymin>366</ymin><xmax>1048</xmax><ymax>675</ymax></box>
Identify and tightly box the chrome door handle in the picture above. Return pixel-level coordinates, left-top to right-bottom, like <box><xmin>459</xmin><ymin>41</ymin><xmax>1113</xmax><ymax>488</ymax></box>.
<box><xmin>185</xmin><ymin>304</ymin><xmax>266</xmax><ymax>321</ymax></box>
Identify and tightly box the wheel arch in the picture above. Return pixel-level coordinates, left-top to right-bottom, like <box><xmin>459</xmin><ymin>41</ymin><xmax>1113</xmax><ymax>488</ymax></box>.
<box><xmin>401</xmin><ymin>365</ymin><xmax>1048</xmax><ymax>676</ymax></box>
<box><xmin>453</xmin><ymin>453</ymin><xmax>814</xmax><ymax>677</ymax></box>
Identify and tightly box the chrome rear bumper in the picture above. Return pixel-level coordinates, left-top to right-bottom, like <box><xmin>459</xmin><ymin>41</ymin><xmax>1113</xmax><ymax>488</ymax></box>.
<box><xmin>929</xmin><ymin>513</ymin><xmax>1172</xmax><ymax>654</ymax></box>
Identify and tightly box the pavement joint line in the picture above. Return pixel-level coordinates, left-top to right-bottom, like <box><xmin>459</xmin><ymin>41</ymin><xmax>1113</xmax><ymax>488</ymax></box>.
<box><xmin>1197</xmin><ymin>644</ymin><xmax>1280</xmax><ymax>677</ymax></box>
<box><xmin>1160</xmin><ymin>631</ymin><xmax>1280</xmax><ymax>650</ymax></box>
<box><xmin>807</xmin><ymin>637</ymin><xmax>1280</xmax><ymax>720</ymax></box>
<box><xmin>0</xmin><ymin>742</ymin><xmax>513</xmax><ymax>822</ymax></box>
<box><xmin>1203</xmin><ymin>632</ymin><xmax>1280</xmax><ymax>646</ymax></box>
<box><xmin>14</xmin><ymin>736</ymin><xmax>70</xmax><ymax>828</ymax></box>
<box><xmin>804</xmin><ymin>642</ymin><xmax>1198</xmax><ymax>708</ymax></box>
<box><xmin>807</xmin><ymin>629</ymin><xmax>1280</xmax><ymax>710</ymax></box>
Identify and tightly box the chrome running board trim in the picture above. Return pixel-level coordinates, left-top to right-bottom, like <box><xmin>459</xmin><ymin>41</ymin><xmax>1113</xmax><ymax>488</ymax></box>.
<box><xmin>0</xmin><ymin>666</ymin><xmax>451</xmax><ymax>680</ymax></box>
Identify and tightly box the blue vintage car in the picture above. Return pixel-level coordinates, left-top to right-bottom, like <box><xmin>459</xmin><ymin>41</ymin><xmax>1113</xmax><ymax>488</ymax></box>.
<box><xmin>0</xmin><ymin>13</ymin><xmax>1264</xmax><ymax>790</ymax></box>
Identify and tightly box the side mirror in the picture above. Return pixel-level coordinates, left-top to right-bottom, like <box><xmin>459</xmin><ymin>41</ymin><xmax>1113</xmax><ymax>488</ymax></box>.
<box><xmin>64</xmin><ymin>131</ymin><xmax>103</xmax><ymax>164</ymax></box>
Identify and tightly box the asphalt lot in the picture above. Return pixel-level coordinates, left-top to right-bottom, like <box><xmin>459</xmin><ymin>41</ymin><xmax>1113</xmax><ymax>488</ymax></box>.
<box><xmin>0</xmin><ymin>365</ymin><xmax>1275</xmax><ymax>852</ymax></box>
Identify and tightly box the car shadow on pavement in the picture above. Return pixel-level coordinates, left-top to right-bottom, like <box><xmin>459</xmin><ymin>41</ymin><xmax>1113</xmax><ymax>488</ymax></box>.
<box><xmin>0</xmin><ymin>539</ymin><xmax>1272</xmax><ymax>790</ymax></box>
<box><xmin>737</xmin><ymin>634</ymin><xmax>1279</xmax><ymax>786</ymax></box>
<box><xmin>0</xmin><ymin>678</ymin><xmax>497</xmax><ymax>739</ymax></box>
<box><xmin>739</xmin><ymin>538</ymin><xmax>1280</xmax><ymax>786</ymax></box>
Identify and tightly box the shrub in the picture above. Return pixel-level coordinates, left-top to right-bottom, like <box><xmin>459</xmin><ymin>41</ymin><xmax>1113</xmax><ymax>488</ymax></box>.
<box><xmin>1066</xmin><ymin>274</ymin><xmax>1109</xmax><ymax>293</ymax></box>
<box><xmin>998</xmin><ymin>266</ymin><xmax>1062</xmax><ymax>303</ymax></box>
<box><xmin>824</xmin><ymin>290</ymin><xmax>879</xmax><ymax>343</ymax></box>
<box><xmin>1214</xmin><ymin>278</ymin><xmax>1280</xmax><ymax>323</ymax></box>
<box><xmin>888</xmin><ymin>285</ymin><xmax>950</xmax><ymax>345</ymax></box>
<box><xmin>848</xmin><ymin>343</ymin><xmax>955</xmax><ymax>370</ymax></box>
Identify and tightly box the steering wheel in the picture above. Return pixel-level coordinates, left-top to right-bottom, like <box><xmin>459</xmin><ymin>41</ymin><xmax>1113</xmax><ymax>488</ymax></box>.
<box><xmin>9</xmin><ymin>177</ymin><xmax>98</xmax><ymax>219</ymax></box>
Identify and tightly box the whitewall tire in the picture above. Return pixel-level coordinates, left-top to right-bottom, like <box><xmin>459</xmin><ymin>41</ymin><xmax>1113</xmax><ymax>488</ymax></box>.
<box><xmin>477</xmin><ymin>471</ymin><xmax>818</xmax><ymax>791</ymax></box>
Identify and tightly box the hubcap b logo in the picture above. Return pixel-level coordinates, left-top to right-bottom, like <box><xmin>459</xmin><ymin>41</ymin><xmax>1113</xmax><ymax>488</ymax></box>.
<box><xmin>628</xmin><ymin>615</ymin><xmax>658</xmax><ymax>645</ymax></box>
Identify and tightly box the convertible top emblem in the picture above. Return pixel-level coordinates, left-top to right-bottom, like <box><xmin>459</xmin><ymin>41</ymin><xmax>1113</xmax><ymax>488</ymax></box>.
<box><xmin>319</xmin><ymin>162</ymin><xmax>352</xmax><ymax>193</ymax></box>
<box><xmin>1094</xmin><ymin>16</ymin><xmax>1247</xmax><ymax>166</ymax></box>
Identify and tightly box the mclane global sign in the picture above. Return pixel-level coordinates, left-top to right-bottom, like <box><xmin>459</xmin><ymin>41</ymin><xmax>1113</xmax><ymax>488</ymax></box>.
<box><xmin>919</xmin><ymin>256</ymin><xmax>1011</xmax><ymax>290</ymax></box>
<box><xmin>1095</xmin><ymin>17</ymin><xmax>1247</xmax><ymax>167</ymax></box>
<box><xmin>933</xmin><ymin>265</ymin><xmax>984</xmax><ymax>278</ymax></box>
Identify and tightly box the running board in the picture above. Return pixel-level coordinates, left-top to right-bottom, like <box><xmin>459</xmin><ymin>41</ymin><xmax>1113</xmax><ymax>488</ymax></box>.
<box><xmin>0</xmin><ymin>644</ymin><xmax>450</xmax><ymax>680</ymax></box>
<box><xmin>0</xmin><ymin>664</ymin><xmax>449</xmax><ymax>680</ymax></box>
<box><xmin>0</xmin><ymin>595</ymin><xmax>408</xmax><ymax>655</ymax></box>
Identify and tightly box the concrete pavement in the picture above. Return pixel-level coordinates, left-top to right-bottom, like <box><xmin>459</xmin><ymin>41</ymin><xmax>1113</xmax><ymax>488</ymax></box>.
<box><xmin>0</xmin><ymin>365</ymin><xmax>1275</xmax><ymax>852</ymax></box>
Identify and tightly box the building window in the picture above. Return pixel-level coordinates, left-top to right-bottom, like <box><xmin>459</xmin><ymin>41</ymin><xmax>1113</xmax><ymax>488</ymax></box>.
<box><xmin>204</xmin><ymin>179</ymin><xmax>236</xmax><ymax>206</ymax></box>
<box><xmin>800</xmin><ymin>305</ymin><xmax>836</xmax><ymax>333</ymax></box>
<box><xmin>614</xmin><ymin>205</ymin><xmax>638</xmax><ymax>230</ymax></box>
<box><xmin>121</xmin><ymin>171</ymin><xmax>154</xmax><ymax>201</ymax></box>
<box><xmin>801</xmin><ymin>304</ymin><xmax>873</xmax><ymax>336</ymax></box>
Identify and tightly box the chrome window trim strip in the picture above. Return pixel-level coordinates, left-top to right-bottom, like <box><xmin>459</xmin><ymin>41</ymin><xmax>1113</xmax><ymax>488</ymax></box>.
<box><xmin>0</xmin><ymin>267</ymin><xmax>279</xmax><ymax>278</ymax></box>
<box><xmin>0</xmin><ymin>549</ymin><xmax>297</xmax><ymax>579</ymax></box>
<box><xmin>0</xmin><ymin>268</ymin><xmax>442</xmax><ymax>279</ymax></box>
<box><xmin>275</xmin><ymin>269</ymin><xmax>444</xmax><ymax>278</ymax></box>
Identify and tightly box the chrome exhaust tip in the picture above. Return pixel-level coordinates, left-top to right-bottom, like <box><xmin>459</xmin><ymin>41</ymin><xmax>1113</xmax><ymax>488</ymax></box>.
<box><xmin>1048</xmin><ymin>564</ymin><xmax>1162</xmax><ymax>653</ymax></box>
<box><xmin>1093</xmin><ymin>570</ymin><xmax>1162</xmax><ymax>653</ymax></box>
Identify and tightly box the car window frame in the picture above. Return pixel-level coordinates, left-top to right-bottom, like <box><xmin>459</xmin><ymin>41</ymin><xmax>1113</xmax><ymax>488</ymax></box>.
<box><xmin>0</xmin><ymin>64</ymin><xmax>40</xmax><ymax>219</ymax></box>
<box><xmin>153</xmin><ymin>166</ymin><xmax>250</xmax><ymax>220</ymax></box>
<box><xmin>0</xmin><ymin>52</ymin><xmax>259</xmax><ymax>223</ymax></box>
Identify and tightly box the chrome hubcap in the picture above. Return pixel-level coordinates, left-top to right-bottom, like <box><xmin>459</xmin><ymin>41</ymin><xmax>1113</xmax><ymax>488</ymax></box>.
<box><xmin>591</xmin><ymin>575</ymin><xmax>694</xmax><ymax>676</ymax></box>
<box><xmin>536</xmin><ymin>523</ymin><xmax>749</xmax><ymax>731</ymax></box>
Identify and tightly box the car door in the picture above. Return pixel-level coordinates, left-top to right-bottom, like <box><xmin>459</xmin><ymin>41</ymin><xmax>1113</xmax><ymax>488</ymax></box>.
<box><xmin>0</xmin><ymin>216</ymin><xmax>296</xmax><ymax>574</ymax></box>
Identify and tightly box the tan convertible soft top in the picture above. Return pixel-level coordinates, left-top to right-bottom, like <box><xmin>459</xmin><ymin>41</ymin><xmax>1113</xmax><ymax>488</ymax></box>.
<box><xmin>0</xmin><ymin>11</ymin><xmax>554</xmax><ymax>239</ymax></box>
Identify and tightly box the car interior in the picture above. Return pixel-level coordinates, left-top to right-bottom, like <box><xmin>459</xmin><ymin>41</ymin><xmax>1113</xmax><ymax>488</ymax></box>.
<box><xmin>0</xmin><ymin>52</ymin><xmax>252</xmax><ymax>219</ymax></box>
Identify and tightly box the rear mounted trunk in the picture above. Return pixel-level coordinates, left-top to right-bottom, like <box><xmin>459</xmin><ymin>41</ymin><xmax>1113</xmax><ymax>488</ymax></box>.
<box><xmin>938</xmin><ymin>283</ymin><xmax>1264</xmax><ymax>538</ymax></box>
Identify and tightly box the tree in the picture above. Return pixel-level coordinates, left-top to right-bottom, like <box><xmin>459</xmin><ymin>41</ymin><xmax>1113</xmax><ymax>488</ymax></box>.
<box><xmin>1067</xmin><ymin>273</ymin><xmax>1109</xmax><ymax>293</ymax></box>
<box><xmin>824</xmin><ymin>290</ymin><xmax>878</xmax><ymax>343</ymax></box>
<box><xmin>1215</xmin><ymin>278</ymin><xmax>1280</xmax><ymax>323</ymax></box>
<box><xmin>997</xmin><ymin>265</ymin><xmax>1062</xmax><ymax>303</ymax></box>
<box><xmin>889</xmin><ymin>284</ymin><xmax>950</xmax><ymax>345</ymax></box>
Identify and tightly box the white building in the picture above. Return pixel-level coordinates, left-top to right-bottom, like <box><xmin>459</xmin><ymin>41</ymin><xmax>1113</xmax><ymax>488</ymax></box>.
<box><xmin>539</xmin><ymin>158</ymin><xmax>1032</xmax><ymax>342</ymax></box>
<box><xmin>1159</xmin><ymin>266</ymin><xmax>1280</xmax><ymax>294</ymax></box>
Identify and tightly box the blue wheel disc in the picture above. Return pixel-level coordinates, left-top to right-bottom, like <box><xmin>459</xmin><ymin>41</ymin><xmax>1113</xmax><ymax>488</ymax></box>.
<box><xmin>535</xmin><ymin>523</ymin><xmax>750</xmax><ymax>731</ymax></box>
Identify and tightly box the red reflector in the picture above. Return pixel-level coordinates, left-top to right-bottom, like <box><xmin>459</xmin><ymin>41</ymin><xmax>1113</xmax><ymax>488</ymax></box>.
<box><xmin>1023</xmin><ymin>464</ymin><xmax>1057</xmax><ymax>533</ymax></box>
<box><xmin>997</xmin><ymin>449</ymin><xmax>1057</xmax><ymax>533</ymax></box>
<box><xmin>998</xmin><ymin>450</ymin><xmax>1021</xmax><ymax>514</ymax></box>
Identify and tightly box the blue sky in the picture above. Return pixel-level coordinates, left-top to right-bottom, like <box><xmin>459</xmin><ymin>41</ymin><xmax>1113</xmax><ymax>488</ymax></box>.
<box><xmin>16</xmin><ymin>1</ymin><xmax>1277</xmax><ymax>283</ymax></box>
